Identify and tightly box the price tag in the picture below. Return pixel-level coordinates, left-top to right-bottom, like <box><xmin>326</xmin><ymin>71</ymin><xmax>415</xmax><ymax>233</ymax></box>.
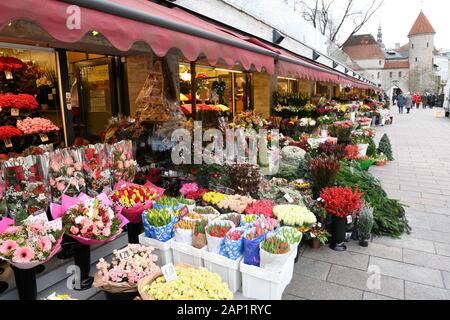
<box><xmin>66</xmin><ymin>103</ymin><xmax>72</xmax><ymax>111</ymax></box>
<box><xmin>284</xmin><ymin>193</ymin><xmax>294</xmax><ymax>204</ymax></box>
<box><xmin>161</xmin><ymin>263</ymin><xmax>178</xmax><ymax>282</ymax></box>
<box><xmin>347</xmin><ymin>215</ymin><xmax>353</xmax><ymax>224</ymax></box>
<box><xmin>11</xmin><ymin>108</ymin><xmax>19</xmax><ymax>116</ymax></box>
<box><xmin>48</xmin><ymin>93</ymin><xmax>54</xmax><ymax>101</ymax></box>
<box><xmin>4</xmin><ymin>139</ymin><xmax>12</xmax><ymax>148</ymax></box>
<box><xmin>52</xmin><ymin>88</ymin><xmax>57</xmax><ymax>95</ymax></box>
<box><xmin>317</xmin><ymin>222</ymin><xmax>322</xmax><ymax>228</ymax></box>
<box><xmin>179</xmin><ymin>206</ymin><xmax>189</xmax><ymax>219</ymax></box>
<box><xmin>4</xmin><ymin>71</ymin><xmax>13</xmax><ymax>80</ymax></box>
<box><xmin>39</xmin><ymin>133</ymin><xmax>49</xmax><ymax>142</ymax></box>
<box><xmin>117</xmin><ymin>248</ymin><xmax>132</xmax><ymax>261</ymax></box>
<box><xmin>310</xmin><ymin>233</ymin><xmax>316</xmax><ymax>239</ymax></box>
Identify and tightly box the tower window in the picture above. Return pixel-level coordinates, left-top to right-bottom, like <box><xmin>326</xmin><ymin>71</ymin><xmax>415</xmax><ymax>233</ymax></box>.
<box><xmin>427</xmin><ymin>42</ymin><xmax>429</xmax><ymax>48</ymax></box>
<box><xmin>415</xmin><ymin>57</ymin><xmax>418</xmax><ymax>62</ymax></box>
<box><xmin>399</xmin><ymin>71</ymin><xmax>402</xmax><ymax>78</ymax></box>
<box><xmin>379</xmin><ymin>60</ymin><xmax>382</xmax><ymax>65</ymax></box>
<box><xmin>377</xmin><ymin>72</ymin><xmax>381</xmax><ymax>79</ymax></box>
<box><xmin>412</xmin><ymin>43</ymin><xmax>414</xmax><ymax>49</ymax></box>
<box><xmin>389</xmin><ymin>72</ymin><xmax>393</xmax><ymax>78</ymax></box>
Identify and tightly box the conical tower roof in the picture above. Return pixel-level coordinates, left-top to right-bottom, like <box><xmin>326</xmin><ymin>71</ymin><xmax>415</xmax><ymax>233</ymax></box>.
<box><xmin>408</xmin><ymin>11</ymin><xmax>436</xmax><ymax>37</ymax></box>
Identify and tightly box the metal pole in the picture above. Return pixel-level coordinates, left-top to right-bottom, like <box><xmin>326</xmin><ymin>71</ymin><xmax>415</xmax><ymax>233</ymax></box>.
<box><xmin>190</xmin><ymin>61</ymin><xmax>197</xmax><ymax>121</ymax></box>
<box><xmin>55</xmin><ymin>49</ymin><xmax>74</xmax><ymax>146</ymax></box>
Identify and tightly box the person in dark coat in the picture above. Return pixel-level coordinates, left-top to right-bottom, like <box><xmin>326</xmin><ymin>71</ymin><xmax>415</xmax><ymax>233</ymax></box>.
<box><xmin>405</xmin><ymin>92</ymin><xmax>413</xmax><ymax>114</ymax></box>
<box><xmin>396</xmin><ymin>93</ymin><xmax>405</xmax><ymax>114</ymax></box>
<box><xmin>430</xmin><ymin>94</ymin><xmax>437</xmax><ymax>108</ymax></box>
<box><xmin>421</xmin><ymin>94</ymin><xmax>428</xmax><ymax>109</ymax></box>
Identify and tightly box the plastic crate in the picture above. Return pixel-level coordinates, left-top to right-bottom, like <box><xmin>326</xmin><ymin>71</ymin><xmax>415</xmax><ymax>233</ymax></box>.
<box><xmin>171</xmin><ymin>240</ymin><xmax>205</xmax><ymax>268</ymax></box>
<box><xmin>138</xmin><ymin>233</ymin><xmax>173</xmax><ymax>266</ymax></box>
<box><xmin>240</xmin><ymin>250</ymin><xmax>296</xmax><ymax>300</ymax></box>
<box><xmin>202</xmin><ymin>250</ymin><xmax>242</xmax><ymax>293</ymax></box>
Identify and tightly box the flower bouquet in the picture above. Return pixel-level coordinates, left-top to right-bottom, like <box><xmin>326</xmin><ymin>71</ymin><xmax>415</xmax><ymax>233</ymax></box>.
<box><xmin>185</xmin><ymin>187</ymin><xmax>209</xmax><ymax>202</ymax></box>
<box><xmin>93</xmin><ymin>244</ymin><xmax>160</xmax><ymax>297</ymax></box>
<box><xmin>142</xmin><ymin>208</ymin><xmax>177</xmax><ymax>242</ymax></box>
<box><xmin>192</xmin><ymin>206</ymin><xmax>221</xmax><ymax>221</ymax></box>
<box><xmin>179</xmin><ymin>183</ymin><xmax>199</xmax><ymax>197</ymax></box>
<box><xmin>254</xmin><ymin>217</ymin><xmax>280</xmax><ymax>232</ymax></box>
<box><xmin>220</xmin><ymin>228</ymin><xmax>245</xmax><ymax>260</ymax></box>
<box><xmin>52</xmin><ymin>193</ymin><xmax>127</xmax><ymax>246</ymax></box>
<box><xmin>0</xmin><ymin>125</ymin><xmax>22</xmax><ymax>141</ymax></box>
<box><xmin>174</xmin><ymin>220</ymin><xmax>195</xmax><ymax>245</ymax></box>
<box><xmin>138</xmin><ymin>264</ymin><xmax>233</xmax><ymax>300</ymax></box>
<box><xmin>2</xmin><ymin>155</ymin><xmax>50</xmax><ymax>221</ymax></box>
<box><xmin>205</xmin><ymin>220</ymin><xmax>234</xmax><ymax>254</ymax></box>
<box><xmin>277</xmin><ymin>226</ymin><xmax>303</xmax><ymax>253</ymax></box>
<box><xmin>49</xmin><ymin>148</ymin><xmax>86</xmax><ymax>203</ymax></box>
<box><xmin>16</xmin><ymin>117</ymin><xmax>59</xmax><ymax>135</ymax></box>
<box><xmin>242</xmin><ymin>226</ymin><xmax>266</xmax><ymax>266</ymax></box>
<box><xmin>357</xmin><ymin>117</ymin><xmax>372</xmax><ymax>128</ymax></box>
<box><xmin>111</xmin><ymin>181</ymin><xmax>158</xmax><ymax>224</ymax></box>
<box><xmin>0</xmin><ymin>213</ymin><xmax>63</xmax><ymax>269</ymax></box>
<box><xmin>217</xmin><ymin>213</ymin><xmax>242</xmax><ymax>228</ymax></box>
<box><xmin>153</xmin><ymin>195</ymin><xmax>181</xmax><ymax>213</ymax></box>
<box><xmin>240</xmin><ymin>214</ymin><xmax>259</xmax><ymax>227</ymax></box>
<box><xmin>0</xmin><ymin>93</ymin><xmax>38</xmax><ymax>110</ymax></box>
<box><xmin>176</xmin><ymin>196</ymin><xmax>196</xmax><ymax>212</ymax></box>
<box><xmin>110</xmin><ymin>140</ymin><xmax>137</xmax><ymax>184</ymax></box>
<box><xmin>217</xmin><ymin>194</ymin><xmax>254</xmax><ymax>214</ymax></box>
<box><xmin>329</xmin><ymin>120</ymin><xmax>354</xmax><ymax>143</ymax></box>
<box><xmin>0</xmin><ymin>57</ymin><xmax>28</xmax><ymax>73</ymax></box>
<box><xmin>82</xmin><ymin>144</ymin><xmax>113</xmax><ymax>196</ymax></box>
<box><xmin>273</xmin><ymin>205</ymin><xmax>317</xmax><ymax>227</ymax></box>
<box><xmin>202</xmin><ymin>192</ymin><xmax>226</xmax><ymax>206</ymax></box>
<box><xmin>193</xmin><ymin>218</ymin><xmax>209</xmax><ymax>249</ymax></box>
<box><xmin>259</xmin><ymin>235</ymin><xmax>291</xmax><ymax>271</ymax></box>
<box><xmin>244</xmin><ymin>199</ymin><xmax>275</xmax><ymax>218</ymax></box>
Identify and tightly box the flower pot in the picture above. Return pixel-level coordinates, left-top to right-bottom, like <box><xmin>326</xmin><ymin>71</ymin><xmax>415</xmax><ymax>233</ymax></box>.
<box><xmin>359</xmin><ymin>239</ymin><xmax>370</xmax><ymax>247</ymax></box>
<box><xmin>329</xmin><ymin>216</ymin><xmax>347</xmax><ymax>252</ymax></box>
<box><xmin>309</xmin><ymin>238</ymin><xmax>321</xmax><ymax>249</ymax></box>
<box><xmin>12</xmin><ymin>266</ymin><xmax>37</xmax><ymax>300</ymax></box>
<box><xmin>357</xmin><ymin>144</ymin><xmax>369</xmax><ymax>157</ymax></box>
<box><xmin>350</xmin><ymin>112</ymin><xmax>356</xmax><ymax>122</ymax></box>
<box><xmin>320</xmin><ymin>126</ymin><xmax>328</xmax><ymax>138</ymax></box>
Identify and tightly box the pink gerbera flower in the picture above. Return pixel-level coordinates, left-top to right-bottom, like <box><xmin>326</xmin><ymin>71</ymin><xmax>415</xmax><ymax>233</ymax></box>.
<box><xmin>13</xmin><ymin>247</ymin><xmax>35</xmax><ymax>263</ymax></box>
<box><xmin>4</xmin><ymin>226</ymin><xmax>22</xmax><ymax>234</ymax></box>
<box><xmin>37</xmin><ymin>236</ymin><xmax>52</xmax><ymax>252</ymax></box>
<box><xmin>0</xmin><ymin>240</ymin><xmax>19</xmax><ymax>255</ymax></box>
<box><xmin>29</xmin><ymin>223</ymin><xmax>44</xmax><ymax>234</ymax></box>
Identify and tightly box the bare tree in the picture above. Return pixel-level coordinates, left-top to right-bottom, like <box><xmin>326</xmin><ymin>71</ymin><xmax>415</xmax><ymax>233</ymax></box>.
<box><xmin>286</xmin><ymin>0</ymin><xmax>384</xmax><ymax>47</ymax></box>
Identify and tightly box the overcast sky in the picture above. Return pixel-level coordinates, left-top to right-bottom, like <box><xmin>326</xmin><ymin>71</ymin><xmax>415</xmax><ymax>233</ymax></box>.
<box><xmin>341</xmin><ymin>0</ymin><xmax>449</xmax><ymax>49</ymax></box>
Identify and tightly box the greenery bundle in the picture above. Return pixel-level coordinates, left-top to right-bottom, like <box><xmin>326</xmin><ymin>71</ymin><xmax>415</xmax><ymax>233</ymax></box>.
<box><xmin>378</xmin><ymin>134</ymin><xmax>394</xmax><ymax>161</ymax></box>
<box><xmin>366</xmin><ymin>138</ymin><xmax>378</xmax><ymax>158</ymax></box>
<box><xmin>336</xmin><ymin>162</ymin><xmax>410</xmax><ymax>238</ymax></box>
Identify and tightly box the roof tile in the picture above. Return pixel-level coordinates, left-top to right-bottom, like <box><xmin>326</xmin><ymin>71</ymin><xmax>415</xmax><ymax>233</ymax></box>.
<box><xmin>408</xmin><ymin>11</ymin><xmax>436</xmax><ymax>37</ymax></box>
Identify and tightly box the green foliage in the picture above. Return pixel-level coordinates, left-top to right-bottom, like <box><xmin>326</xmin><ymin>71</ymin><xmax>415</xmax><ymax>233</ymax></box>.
<box><xmin>336</xmin><ymin>162</ymin><xmax>410</xmax><ymax>238</ymax></box>
<box><xmin>378</xmin><ymin>134</ymin><xmax>394</xmax><ymax>161</ymax></box>
<box><xmin>357</xmin><ymin>204</ymin><xmax>374</xmax><ymax>237</ymax></box>
<box><xmin>367</xmin><ymin>138</ymin><xmax>378</xmax><ymax>158</ymax></box>
<box><xmin>276</xmin><ymin>165</ymin><xmax>301</xmax><ymax>182</ymax></box>
<box><xmin>297</xmin><ymin>153</ymin><xmax>313</xmax><ymax>181</ymax></box>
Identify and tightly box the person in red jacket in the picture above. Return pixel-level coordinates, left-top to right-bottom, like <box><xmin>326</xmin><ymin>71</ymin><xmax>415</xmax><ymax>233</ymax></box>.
<box><xmin>413</xmin><ymin>93</ymin><xmax>421</xmax><ymax>109</ymax></box>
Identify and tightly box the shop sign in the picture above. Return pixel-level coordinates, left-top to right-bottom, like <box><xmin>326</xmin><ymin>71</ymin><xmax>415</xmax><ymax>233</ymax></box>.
<box><xmin>161</xmin><ymin>263</ymin><xmax>178</xmax><ymax>282</ymax></box>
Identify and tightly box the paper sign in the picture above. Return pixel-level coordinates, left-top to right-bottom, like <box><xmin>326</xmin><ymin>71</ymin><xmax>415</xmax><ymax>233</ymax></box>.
<box><xmin>4</xmin><ymin>139</ymin><xmax>12</xmax><ymax>148</ymax></box>
<box><xmin>347</xmin><ymin>215</ymin><xmax>353</xmax><ymax>224</ymax></box>
<box><xmin>317</xmin><ymin>222</ymin><xmax>322</xmax><ymax>228</ymax></box>
<box><xmin>66</xmin><ymin>103</ymin><xmax>72</xmax><ymax>111</ymax></box>
<box><xmin>284</xmin><ymin>193</ymin><xmax>294</xmax><ymax>204</ymax></box>
<box><xmin>310</xmin><ymin>233</ymin><xmax>316</xmax><ymax>239</ymax></box>
<box><xmin>52</xmin><ymin>88</ymin><xmax>57</xmax><ymax>95</ymax></box>
<box><xmin>46</xmin><ymin>218</ymin><xmax>62</xmax><ymax>231</ymax></box>
<box><xmin>4</xmin><ymin>71</ymin><xmax>13</xmax><ymax>80</ymax></box>
<box><xmin>161</xmin><ymin>263</ymin><xmax>178</xmax><ymax>282</ymax></box>
<box><xmin>38</xmin><ymin>193</ymin><xmax>47</xmax><ymax>201</ymax></box>
<box><xmin>117</xmin><ymin>248</ymin><xmax>132</xmax><ymax>261</ymax></box>
<box><xmin>179</xmin><ymin>206</ymin><xmax>189</xmax><ymax>219</ymax></box>
<box><xmin>48</xmin><ymin>94</ymin><xmax>54</xmax><ymax>101</ymax></box>
<box><xmin>11</xmin><ymin>108</ymin><xmax>19</xmax><ymax>116</ymax></box>
<box><xmin>39</xmin><ymin>133</ymin><xmax>49</xmax><ymax>142</ymax></box>
<box><xmin>26</xmin><ymin>212</ymin><xmax>49</xmax><ymax>225</ymax></box>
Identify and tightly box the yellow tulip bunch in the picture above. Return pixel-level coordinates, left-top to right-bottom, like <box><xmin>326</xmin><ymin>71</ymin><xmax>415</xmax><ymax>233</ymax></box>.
<box><xmin>202</xmin><ymin>192</ymin><xmax>226</xmax><ymax>205</ymax></box>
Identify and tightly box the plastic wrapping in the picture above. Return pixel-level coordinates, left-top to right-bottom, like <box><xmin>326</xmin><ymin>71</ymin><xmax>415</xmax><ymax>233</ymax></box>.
<box><xmin>243</xmin><ymin>229</ymin><xmax>267</xmax><ymax>267</ymax></box>
<box><xmin>49</xmin><ymin>148</ymin><xmax>86</xmax><ymax>203</ymax></box>
<box><xmin>142</xmin><ymin>211</ymin><xmax>176</xmax><ymax>242</ymax></box>
<box><xmin>2</xmin><ymin>155</ymin><xmax>50</xmax><ymax>221</ymax></box>
<box><xmin>206</xmin><ymin>220</ymin><xmax>234</xmax><ymax>254</ymax></box>
<box><xmin>259</xmin><ymin>244</ymin><xmax>291</xmax><ymax>272</ymax></box>
<box><xmin>110</xmin><ymin>140</ymin><xmax>137</xmax><ymax>184</ymax></box>
<box><xmin>174</xmin><ymin>228</ymin><xmax>193</xmax><ymax>246</ymax></box>
<box><xmin>220</xmin><ymin>228</ymin><xmax>245</xmax><ymax>260</ymax></box>
<box><xmin>82</xmin><ymin>144</ymin><xmax>113</xmax><ymax>196</ymax></box>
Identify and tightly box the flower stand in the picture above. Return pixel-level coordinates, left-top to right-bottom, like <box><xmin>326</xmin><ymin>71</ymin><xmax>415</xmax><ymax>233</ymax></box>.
<box><xmin>127</xmin><ymin>223</ymin><xmax>143</xmax><ymax>244</ymax></box>
<box><xmin>12</xmin><ymin>266</ymin><xmax>37</xmax><ymax>300</ymax></box>
<box><xmin>329</xmin><ymin>216</ymin><xmax>347</xmax><ymax>252</ymax></box>
<box><xmin>73</xmin><ymin>243</ymin><xmax>94</xmax><ymax>290</ymax></box>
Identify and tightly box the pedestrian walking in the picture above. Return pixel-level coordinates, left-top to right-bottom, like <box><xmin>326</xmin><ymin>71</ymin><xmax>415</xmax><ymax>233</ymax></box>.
<box><xmin>422</xmin><ymin>93</ymin><xmax>428</xmax><ymax>109</ymax></box>
<box><xmin>396</xmin><ymin>92</ymin><xmax>405</xmax><ymax>114</ymax></box>
<box><xmin>405</xmin><ymin>92</ymin><xmax>413</xmax><ymax>114</ymax></box>
<box><xmin>413</xmin><ymin>93</ymin><xmax>421</xmax><ymax>109</ymax></box>
<box><xmin>430</xmin><ymin>94</ymin><xmax>436</xmax><ymax>109</ymax></box>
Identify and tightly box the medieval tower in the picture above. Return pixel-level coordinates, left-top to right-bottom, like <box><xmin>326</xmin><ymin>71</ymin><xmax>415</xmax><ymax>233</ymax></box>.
<box><xmin>408</xmin><ymin>11</ymin><xmax>437</xmax><ymax>93</ymax></box>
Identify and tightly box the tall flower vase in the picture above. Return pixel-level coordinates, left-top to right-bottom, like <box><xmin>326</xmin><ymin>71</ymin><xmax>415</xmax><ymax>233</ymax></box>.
<box><xmin>127</xmin><ymin>223</ymin><xmax>143</xmax><ymax>244</ymax></box>
<box><xmin>350</xmin><ymin>112</ymin><xmax>356</xmax><ymax>123</ymax></box>
<box><xmin>12</xmin><ymin>266</ymin><xmax>37</xmax><ymax>300</ymax></box>
<box><xmin>357</xmin><ymin>144</ymin><xmax>369</xmax><ymax>158</ymax></box>
<box><xmin>73</xmin><ymin>243</ymin><xmax>94</xmax><ymax>290</ymax></box>
<box><xmin>321</xmin><ymin>125</ymin><xmax>328</xmax><ymax>138</ymax></box>
<box><xmin>330</xmin><ymin>216</ymin><xmax>347</xmax><ymax>252</ymax></box>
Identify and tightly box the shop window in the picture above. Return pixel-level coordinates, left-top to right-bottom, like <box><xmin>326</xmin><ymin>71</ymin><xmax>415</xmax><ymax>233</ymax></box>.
<box><xmin>389</xmin><ymin>72</ymin><xmax>393</xmax><ymax>78</ymax></box>
<box><xmin>412</xmin><ymin>43</ymin><xmax>414</xmax><ymax>49</ymax></box>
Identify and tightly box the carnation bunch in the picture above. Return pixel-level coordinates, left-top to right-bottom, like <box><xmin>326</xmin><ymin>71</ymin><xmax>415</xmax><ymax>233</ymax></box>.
<box><xmin>16</xmin><ymin>117</ymin><xmax>59</xmax><ymax>134</ymax></box>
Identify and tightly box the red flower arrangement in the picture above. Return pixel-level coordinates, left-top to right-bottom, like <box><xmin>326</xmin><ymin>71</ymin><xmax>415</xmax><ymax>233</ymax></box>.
<box><xmin>0</xmin><ymin>93</ymin><xmax>38</xmax><ymax>110</ymax></box>
<box><xmin>206</xmin><ymin>224</ymin><xmax>232</xmax><ymax>238</ymax></box>
<box><xmin>185</xmin><ymin>188</ymin><xmax>209</xmax><ymax>201</ymax></box>
<box><xmin>345</xmin><ymin>145</ymin><xmax>360</xmax><ymax>160</ymax></box>
<box><xmin>244</xmin><ymin>199</ymin><xmax>276</xmax><ymax>218</ymax></box>
<box><xmin>0</xmin><ymin>126</ymin><xmax>22</xmax><ymax>140</ymax></box>
<box><xmin>226</xmin><ymin>230</ymin><xmax>244</xmax><ymax>241</ymax></box>
<box><xmin>0</xmin><ymin>57</ymin><xmax>28</xmax><ymax>72</ymax></box>
<box><xmin>320</xmin><ymin>186</ymin><xmax>363</xmax><ymax>218</ymax></box>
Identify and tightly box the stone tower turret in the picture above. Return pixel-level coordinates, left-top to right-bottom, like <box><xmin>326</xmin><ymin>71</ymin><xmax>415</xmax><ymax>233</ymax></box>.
<box><xmin>408</xmin><ymin>11</ymin><xmax>435</xmax><ymax>71</ymax></box>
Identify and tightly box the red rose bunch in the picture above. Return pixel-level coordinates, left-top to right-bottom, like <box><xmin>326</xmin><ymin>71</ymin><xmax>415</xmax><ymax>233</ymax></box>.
<box><xmin>0</xmin><ymin>126</ymin><xmax>22</xmax><ymax>140</ymax></box>
<box><xmin>244</xmin><ymin>199</ymin><xmax>276</xmax><ymax>218</ymax></box>
<box><xmin>0</xmin><ymin>57</ymin><xmax>28</xmax><ymax>72</ymax></box>
<box><xmin>320</xmin><ymin>186</ymin><xmax>363</xmax><ymax>218</ymax></box>
<box><xmin>206</xmin><ymin>224</ymin><xmax>232</xmax><ymax>238</ymax></box>
<box><xmin>185</xmin><ymin>188</ymin><xmax>209</xmax><ymax>201</ymax></box>
<box><xmin>0</xmin><ymin>93</ymin><xmax>38</xmax><ymax>110</ymax></box>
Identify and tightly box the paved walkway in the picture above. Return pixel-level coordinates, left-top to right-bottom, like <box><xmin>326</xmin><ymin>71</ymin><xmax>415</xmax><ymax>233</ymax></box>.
<box><xmin>285</xmin><ymin>108</ymin><xmax>450</xmax><ymax>300</ymax></box>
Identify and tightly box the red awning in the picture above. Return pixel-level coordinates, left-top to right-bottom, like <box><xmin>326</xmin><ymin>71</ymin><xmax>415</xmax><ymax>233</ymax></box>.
<box><xmin>0</xmin><ymin>0</ymin><xmax>275</xmax><ymax>73</ymax></box>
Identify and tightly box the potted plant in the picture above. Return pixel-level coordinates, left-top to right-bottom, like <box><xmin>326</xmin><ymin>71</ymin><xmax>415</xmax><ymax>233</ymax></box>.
<box><xmin>352</xmin><ymin>128</ymin><xmax>375</xmax><ymax>158</ymax></box>
<box><xmin>356</xmin><ymin>204</ymin><xmax>374</xmax><ymax>247</ymax></box>
<box><xmin>320</xmin><ymin>186</ymin><xmax>363</xmax><ymax>252</ymax></box>
<box><xmin>299</xmin><ymin>224</ymin><xmax>329</xmax><ymax>249</ymax></box>
<box><xmin>310</xmin><ymin>156</ymin><xmax>340</xmax><ymax>199</ymax></box>
<box><xmin>317</xmin><ymin>114</ymin><xmax>336</xmax><ymax>138</ymax></box>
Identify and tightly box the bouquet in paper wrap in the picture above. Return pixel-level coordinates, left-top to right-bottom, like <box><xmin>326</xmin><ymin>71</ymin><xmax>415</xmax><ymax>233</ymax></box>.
<box><xmin>49</xmin><ymin>148</ymin><xmax>86</xmax><ymax>202</ymax></box>
<box><xmin>220</xmin><ymin>228</ymin><xmax>245</xmax><ymax>260</ymax></box>
<box><xmin>111</xmin><ymin>181</ymin><xmax>159</xmax><ymax>224</ymax></box>
<box><xmin>0</xmin><ymin>213</ymin><xmax>63</xmax><ymax>269</ymax></box>
<box><xmin>51</xmin><ymin>193</ymin><xmax>128</xmax><ymax>246</ymax></box>
<box><xmin>2</xmin><ymin>155</ymin><xmax>50</xmax><ymax>220</ymax></box>
<box><xmin>82</xmin><ymin>144</ymin><xmax>113</xmax><ymax>196</ymax></box>
<box><xmin>142</xmin><ymin>208</ymin><xmax>177</xmax><ymax>242</ymax></box>
<box><xmin>94</xmin><ymin>244</ymin><xmax>160</xmax><ymax>293</ymax></box>
<box><xmin>110</xmin><ymin>140</ymin><xmax>137</xmax><ymax>184</ymax></box>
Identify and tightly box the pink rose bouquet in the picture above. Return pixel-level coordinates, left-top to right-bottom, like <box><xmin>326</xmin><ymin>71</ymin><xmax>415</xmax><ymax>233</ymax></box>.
<box><xmin>179</xmin><ymin>183</ymin><xmax>199</xmax><ymax>196</ymax></box>
<box><xmin>110</xmin><ymin>140</ymin><xmax>137</xmax><ymax>184</ymax></box>
<box><xmin>244</xmin><ymin>200</ymin><xmax>276</xmax><ymax>218</ymax></box>
<box><xmin>49</xmin><ymin>148</ymin><xmax>86</xmax><ymax>202</ymax></box>
<box><xmin>217</xmin><ymin>195</ymin><xmax>254</xmax><ymax>214</ymax></box>
<box><xmin>16</xmin><ymin>117</ymin><xmax>60</xmax><ymax>135</ymax></box>
<box><xmin>0</xmin><ymin>214</ymin><xmax>63</xmax><ymax>269</ymax></box>
<box><xmin>93</xmin><ymin>244</ymin><xmax>160</xmax><ymax>293</ymax></box>
<box><xmin>51</xmin><ymin>193</ymin><xmax>128</xmax><ymax>245</ymax></box>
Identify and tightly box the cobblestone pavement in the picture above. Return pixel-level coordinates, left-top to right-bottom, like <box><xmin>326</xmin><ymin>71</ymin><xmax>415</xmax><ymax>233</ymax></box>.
<box><xmin>284</xmin><ymin>108</ymin><xmax>450</xmax><ymax>300</ymax></box>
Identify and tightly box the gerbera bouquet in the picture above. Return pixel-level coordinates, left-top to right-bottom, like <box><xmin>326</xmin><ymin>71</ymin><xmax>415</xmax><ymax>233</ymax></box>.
<box><xmin>111</xmin><ymin>182</ymin><xmax>158</xmax><ymax>223</ymax></box>
<box><xmin>94</xmin><ymin>244</ymin><xmax>160</xmax><ymax>293</ymax></box>
<box><xmin>82</xmin><ymin>144</ymin><xmax>112</xmax><ymax>196</ymax></box>
<box><xmin>0</xmin><ymin>214</ymin><xmax>63</xmax><ymax>269</ymax></box>
<box><xmin>49</xmin><ymin>148</ymin><xmax>86</xmax><ymax>202</ymax></box>
<box><xmin>110</xmin><ymin>140</ymin><xmax>137</xmax><ymax>184</ymax></box>
<box><xmin>51</xmin><ymin>193</ymin><xmax>127</xmax><ymax>245</ymax></box>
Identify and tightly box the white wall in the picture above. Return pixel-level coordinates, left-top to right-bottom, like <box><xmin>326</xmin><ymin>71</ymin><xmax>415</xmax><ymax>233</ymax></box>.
<box><xmin>409</xmin><ymin>34</ymin><xmax>435</xmax><ymax>71</ymax></box>
<box><xmin>382</xmin><ymin>68</ymin><xmax>409</xmax><ymax>93</ymax></box>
